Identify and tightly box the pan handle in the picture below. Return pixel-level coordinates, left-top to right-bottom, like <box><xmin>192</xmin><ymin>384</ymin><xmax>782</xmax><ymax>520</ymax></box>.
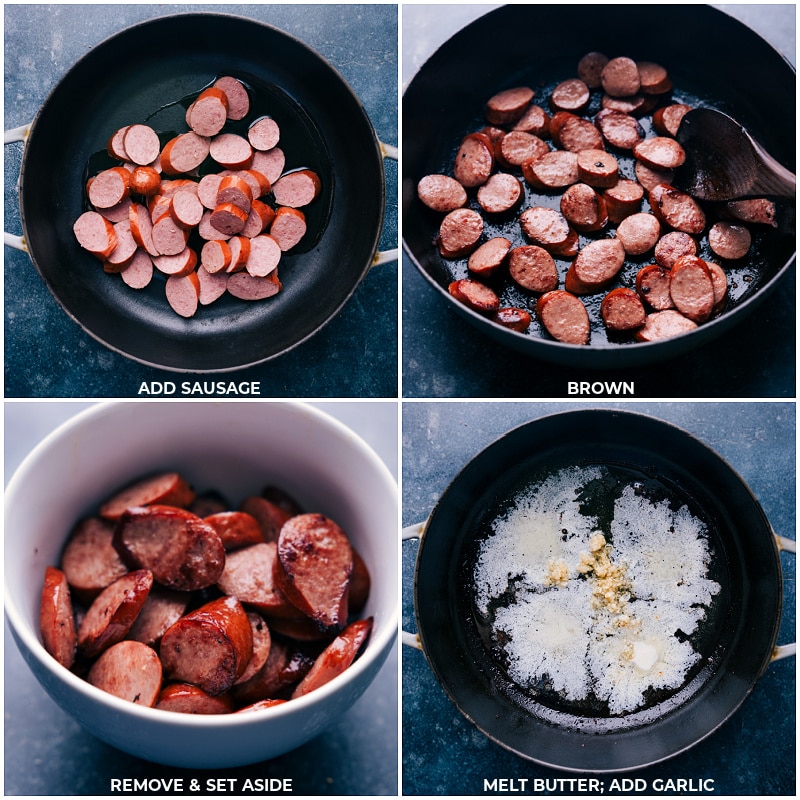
<box><xmin>5</xmin><ymin>123</ymin><xmax>31</xmax><ymax>251</ymax></box>
<box><xmin>371</xmin><ymin>140</ymin><xmax>398</xmax><ymax>267</ymax></box>
<box><xmin>772</xmin><ymin>534</ymin><xmax>796</xmax><ymax>661</ymax></box>
<box><xmin>402</xmin><ymin>521</ymin><xmax>426</xmax><ymax>650</ymax></box>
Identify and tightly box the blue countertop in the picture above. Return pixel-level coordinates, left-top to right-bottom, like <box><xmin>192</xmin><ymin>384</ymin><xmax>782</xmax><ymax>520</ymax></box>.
<box><xmin>4</xmin><ymin>4</ymin><xmax>397</xmax><ymax>398</ymax></box>
<box><xmin>401</xmin><ymin>4</ymin><xmax>796</xmax><ymax>399</ymax></box>
<box><xmin>402</xmin><ymin>401</ymin><xmax>795</xmax><ymax>794</ymax></box>
<box><xmin>4</xmin><ymin>401</ymin><xmax>399</xmax><ymax>795</ymax></box>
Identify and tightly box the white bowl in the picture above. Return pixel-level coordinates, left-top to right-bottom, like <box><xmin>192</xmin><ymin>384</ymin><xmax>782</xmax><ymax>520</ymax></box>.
<box><xmin>4</xmin><ymin>401</ymin><xmax>398</xmax><ymax>768</ymax></box>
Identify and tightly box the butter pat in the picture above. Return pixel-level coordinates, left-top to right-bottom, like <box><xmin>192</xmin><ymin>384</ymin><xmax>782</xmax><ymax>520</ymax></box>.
<box><xmin>632</xmin><ymin>641</ymin><xmax>659</xmax><ymax>671</ymax></box>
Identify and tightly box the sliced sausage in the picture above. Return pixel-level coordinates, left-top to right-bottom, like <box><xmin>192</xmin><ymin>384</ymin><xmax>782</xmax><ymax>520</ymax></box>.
<box><xmin>123</xmin><ymin>125</ymin><xmax>161</xmax><ymax>166</ymax></box>
<box><xmin>236</xmin><ymin>613</ymin><xmax>273</xmax><ymax>685</ymax></box>
<box><xmin>170</xmin><ymin>190</ymin><xmax>205</xmax><ymax>229</ymax></box>
<box><xmin>496</xmin><ymin>131</ymin><xmax>549</xmax><ymax>168</ymax></box>
<box><xmin>98</xmin><ymin>197</ymin><xmax>134</xmax><ymax>224</ymax></box>
<box><xmin>107</xmin><ymin>126</ymin><xmax>131</xmax><ymax>160</ymax></box>
<box><xmin>600</xmin><ymin>93</ymin><xmax>656</xmax><ymax>117</ymax></box>
<box><xmin>40</xmin><ymin>566</ymin><xmax>77</xmax><ymax>668</ymax></box>
<box><xmin>197</xmin><ymin>173</ymin><xmax>224</xmax><ymax>210</ymax></box>
<box><xmin>261</xmin><ymin>485</ymin><xmax>304</xmax><ymax>518</ymax></box>
<box><xmin>120</xmin><ymin>250</ymin><xmax>154</xmax><ymax>289</ymax></box>
<box><xmin>652</xmin><ymin>104</ymin><xmax>692</xmax><ymax>137</ymax></box>
<box><xmin>633</xmin><ymin>137</ymin><xmax>686</xmax><ymax>170</ymax></box>
<box><xmin>246</xmin><ymin>234</ymin><xmax>282</xmax><ymax>277</ymax></box>
<box><xmin>616</xmin><ymin>212</ymin><xmax>661</xmax><ymax>255</ymax></box>
<box><xmin>248</xmin><ymin>116</ymin><xmax>280</xmax><ymax>151</ymax></box>
<box><xmin>511</xmin><ymin>104</ymin><xmax>551</xmax><ymax>136</ymax></box>
<box><xmin>88</xmin><ymin>167</ymin><xmax>130</xmax><ymax>209</ymax></box>
<box><xmin>601</xmin><ymin>57</ymin><xmax>641</xmax><ymax>97</ymax></box>
<box><xmin>77</xmin><ymin>569</ymin><xmax>153</xmax><ymax>659</ymax></box>
<box><xmin>550</xmin><ymin>79</ymin><xmax>590</xmax><ymax>114</ymax></box>
<box><xmin>160</xmin><ymin>596</ymin><xmax>253</xmax><ymax>695</ymax></box>
<box><xmin>648</xmin><ymin>183</ymin><xmax>706</xmax><ymax>234</ymax></box>
<box><xmin>536</xmin><ymin>290</ymin><xmax>590</xmax><ymax>345</ymax></box>
<box><xmin>637</xmin><ymin>61</ymin><xmax>672</xmax><ymax>94</ymax></box>
<box><xmin>201</xmin><ymin>239</ymin><xmax>232</xmax><ymax>274</ymax></box>
<box><xmin>210</xmin><ymin>202</ymin><xmax>249</xmax><ymax>236</ymax></box>
<box><xmin>476</xmin><ymin>173</ymin><xmax>523</xmax><ymax>214</ymax></box>
<box><xmin>576</xmin><ymin>149</ymin><xmax>619</xmax><ymax>188</ymax></box>
<box><xmin>152</xmin><ymin>214</ymin><xmax>190</xmax><ymax>256</ymax></box>
<box><xmin>154</xmin><ymin>246</ymin><xmax>198</xmax><ymax>278</ymax></box>
<box><xmin>669</xmin><ymin>255</ymin><xmax>716</xmax><ymax>322</ymax></box>
<box><xmin>453</xmin><ymin>132</ymin><xmax>494</xmax><ymax>188</ymax></box>
<box><xmin>105</xmin><ymin>220</ymin><xmax>139</xmax><ymax>269</ymax></box>
<box><xmin>437</xmin><ymin>208</ymin><xmax>483</xmax><ymax>258</ymax></box>
<box><xmin>508</xmin><ymin>245</ymin><xmax>559</xmax><ymax>292</ymax></box>
<box><xmin>595</xmin><ymin>109</ymin><xmax>645</xmax><ymax>150</ymax></box>
<box><xmin>565</xmin><ymin>238</ymin><xmax>626</xmax><ymax>294</ymax></box>
<box><xmin>239</xmin><ymin>495</ymin><xmax>292</xmax><ymax>543</ymax></box>
<box><xmin>196</xmin><ymin>264</ymin><xmax>229</xmax><ymax>306</ymax></box>
<box><xmin>226</xmin><ymin>235</ymin><xmax>251</xmax><ymax>273</ymax></box>
<box><xmin>60</xmin><ymin>517</ymin><xmax>128</xmax><ymax>602</ymax></box>
<box><xmin>188</xmin><ymin>490</ymin><xmax>230</xmax><ymax>518</ymax></box>
<box><xmin>269</xmin><ymin>207</ymin><xmax>307</xmax><ymax>251</ymax></box>
<box><xmin>100</xmin><ymin>472</ymin><xmax>195</xmax><ymax>520</ymax></box>
<box><xmin>519</xmin><ymin>206</ymin><xmax>577</xmax><ymax>256</ymax></box>
<box><xmin>251</xmin><ymin>147</ymin><xmax>285</xmax><ymax>185</ymax></box>
<box><xmin>603</xmin><ymin>179</ymin><xmax>644</xmax><ymax>223</ymax></box>
<box><xmin>708</xmin><ymin>221</ymin><xmax>752</xmax><ymax>260</ymax></box>
<box><xmin>227</xmin><ymin>271</ymin><xmax>282</xmax><ymax>300</ymax></box>
<box><xmin>187</xmin><ymin>88</ymin><xmax>229</xmax><ymax>137</ymax></box>
<box><xmin>231</xmin><ymin>639</ymin><xmax>313</xmax><ymax>706</ymax></box>
<box><xmin>242</xmin><ymin>199</ymin><xmax>276</xmax><ymax>238</ymax></box>
<box><xmin>209</xmin><ymin>133</ymin><xmax>253</xmax><ymax>169</ymax></box>
<box><xmin>156</xmin><ymin>683</ymin><xmax>234</xmax><ymax>714</ymax></box>
<box><xmin>205</xmin><ymin>511</ymin><xmax>264</xmax><ymax>552</ymax></box>
<box><xmin>129</xmin><ymin>166</ymin><xmax>161</xmax><ymax>196</ymax></box>
<box><xmin>87</xmin><ymin>640</ymin><xmax>162</xmax><ymax>706</ymax></box>
<box><xmin>275</xmin><ymin>513</ymin><xmax>353</xmax><ymax>631</ymax></box>
<box><xmin>552</xmin><ymin>113</ymin><xmax>605</xmax><ymax>152</ymax></box>
<box><xmin>577</xmin><ymin>51</ymin><xmax>609</xmax><ymax>89</ymax></box>
<box><xmin>160</xmin><ymin>133</ymin><xmax>211</xmax><ymax>176</ymax></box>
<box><xmin>601</xmin><ymin>287</ymin><xmax>646</xmax><ymax>331</ymax></box>
<box><xmin>448</xmin><ymin>279</ymin><xmax>500</xmax><ymax>314</ymax></box>
<box><xmin>560</xmin><ymin>183</ymin><xmax>608</xmax><ymax>232</ymax></box>
<box><xmin>291</xmin><ymin>618</ymin><xmax>373</xmax><ymax>699</ymax></box>
<box><xmin>634</xmin><ymin>309</ymin><xmax>698</xmax><ymax>342</ymax></box>
<box><xmin>467</xmin><ymin>237</ymin><xmax>512</xmax><ymax>279</ymax></box>
<box><xmin>636</xmin><ymin>264</ymin><xmax>674</xmax><ymax>310</ymax></box>
<box><xmin>486</xmin><ymin>86</ymin><xmax>534</xmax><ymax>125</ymax></box>
<box><xmin>634</xmin><ymin>161</ymin><xmax>674</xmax><ymax>192</ymax></box>
<box><xmin>654</xmin><ymin>231</ymin><xmax>697</xmax><ymax>268</ymax></box>
<box><xmin>113</xmin><ymin>505</ymin><xmax>225</xmax><ymax>591</ymax></box>
<box><xmin>128</xmin><ymin>202</ymin><xmax>159</xmax><ymax>257</ymax></box>
<box><xmin>706</xmin><ymin>260</ymin><xmax>729</xmax><ymax>315</ymax></box>
<box><xmin>272</xmin><ymin>169</ymin><xmax>321</xmax><ymax>208</ymax></box>
<box><xmin>725</xmin><ymin>198</ymin><xmax>777</xmax><ymax>228</ymax></box>
<box><xmin>237</xmin><ymin>168</ymin><xmax>271</xmax><ymax>200</ymax></box>
<box><xmin>213</xmin><ymin>76</ymin><xmax>250</xmax><ymax>120</ymax></box>
<box><xmin>165</xmin><ymin>272</ymin><xmax>201</xmax><ymax>318</ymax></box>
<box><xmin>128</xmin><ymin>586</ymin><xmax>190</xmax><ymax>647</ymax></box>
<box><xmin>522</xmin><ymin>150</ymin><xmax>579</xmax><ymax>190</ymax></box>
<box><xmin>491</xmin><ymin>306</ymin><xmax>532</xmax><ymax>333</ymax></box>
<box><xmin>417</xmin><ymin>174</ymin><xmax>468</xmax><ymax>213</ymax></box>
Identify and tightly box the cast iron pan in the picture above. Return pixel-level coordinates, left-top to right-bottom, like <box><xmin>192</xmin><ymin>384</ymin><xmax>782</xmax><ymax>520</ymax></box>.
<box><xmin>13</xmin><ymin>13</ymin><xmax>388</xmax><ymax>372</ymax></box>
<box><xmin>413</xmin><ymin>410</ymin><xmax>789</xmax><ymax>771</ymax></box>
<box><xmin>402</xmin><ymin>5</ymin><xmax>796</xmax><ymax>368</ymax></box>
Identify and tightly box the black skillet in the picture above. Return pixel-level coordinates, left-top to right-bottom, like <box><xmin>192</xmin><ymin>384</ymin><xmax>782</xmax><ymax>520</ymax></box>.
<box><xmin>11</xmin><ymin>12</ymin><xmax>391</xmax><ymax>372</ymax></box>
<box><xmin>411</xmin><ymin>409</ymin><xmax>792</xmax><ymax>772</ymax></box>
<box><xmin>402</xmin><ymin>4</ymin><xmax>796</xmax><ymax>368</ymax></box>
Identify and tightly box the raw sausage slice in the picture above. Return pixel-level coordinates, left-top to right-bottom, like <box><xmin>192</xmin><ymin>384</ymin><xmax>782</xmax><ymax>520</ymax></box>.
<box><xmin>88</xmin><ymin>167</ymin><xmax>130</xmax><ymax>209</ymax></box>
<box><xmin>154</xmin><ymin>247</ymin><xmax>198</xmax><ymax>278</ymax></box>
<box><xmin>486</xmin><ymin>86</ymin><xmax>534</xmax><ymax>125</ymax></box>
<box><xmin>508</xmin><ymin>245</ymin><xmax>559</xmax><ymax>293</ymax></box>
<box><xmin>275</xmin><ymin>513</ymin><xmax>353</xmax><ymax>631</ymax></box>
<box><xmin>40</xmin><ymin>566</ymin><xmax>77</xmax><ymax>668</ymax></box>
<box><xmin>197</xmin><ymin>173</ymin><xmax>224</xmax><ymax>210</ymax></box>
<box><xmin>634</xmin><ymin>309</ymin><xmax>698</xmax><ymax>342</ymax></box>
<box><xmin>187</xmin><ymin>88</ymin><xmax>229</xmax><ymax>137</ymax></box>
<box><xmin>669</xmin><ymin>255</ymin><xmax>715</xmax><ymax>322</ymax></box>
<box><xmin>417</xmin><ymin>174</ymin><xmax>468</xmax><ymax>213</ymax></box>
<box><xmin>226</xmin><ymin>271</ymin><xmax>282</xmax><ymax>300</ymax></box>
<box><xmin>248</xmin><ymin>116</ymin><xmax>281</xmax><ymax>151</ymax></box>
<box><xmin>213</xmin><ymin>76</ymin><xmax>250</xmax><ymax>121</ymax></box>
<box><xmin>291</xmin><ymin>618</ymin><xmax>373</xmax><ymax>699</ymax></box>
<box><xmin>60</xmin><ymin>517</ymin><xmax>128</xmax><ymax>601</ymax></box>
<box><xmin>88</xmin><ymin>640</ymin><xmax>162</xmax><ymax>706</ymax></box>
<box><xmin>128</xmin><ymin>203</ymin><xmax>159</xmax><ymax>257</ymax></box>
<box><xmin>170</xmin><ymin>190</ymin><xmax>205</xmax><ymax>229</ymax></box>
<box><xmin>209</xmin><ymin>133</ymin><xmax>253</xmax><ymax>169</ymax></box>
<box><xmin>160</xmin><ymin>133</ymin><xmax>211</xmax><ymax>176</ymax></box>
<box><xmin>467</xmin><ymin>237</ymin><xmax>512</xmax><ymax>279</ymax></box>
<box><xmin>210</xmin><ymin>202</ymin><xmax>248</xmax><ymax>236</ymax></box>
<box><xmin>152</xmin><ymin>215</ymin><xmax>190</xmax><ymax>256</ymax></box>
<box><xmin>251</xmin><ymin>147</ymin><xmax>285</xmax><ymax>185</ymax></box>
<box><xmin>77</xmin><ymin>569</ymin><xmax>153</xmax><ymax>659</ymax></box>
<box><xmin>105</xmin><ymin>220</ymin><xmax>139</xmax><ymax>270</ymax></box>
<box><xmin>448</xmin><ymin>279</ymin><xmax>500</xmax><ymax>314</ymax></box>
<box><xmin>100</xmin><ymin>472</ymin><xmax>195</xmax><ymax>520</ymax></box>
<box><xmin>272</xmin><ymin>169</ymin><xmax>321</xmax><ymax>208</ymax></box>
<box><xmin>113</xmin><ymin>505</ymin><xmax>225</xmax><ymax>591</ymax></box>
<box><xmin>242</xmin><ymin>199</ymin><xmax>276</xmax><ymax>238</ymax></box>
<box><xmin>601</xmin><ymin>287</ymin><xmax>646</xmax><ymax>331</ymax></box>
<box><xmin>437</xmin><ymin>208</ymin><xmax>483</xmax><ymax>258</ymax></box>
<box><xmin>156</xmin><ymin>683</ymin><xmax>233</xmax><ymax>714</ymax></box>
<box><xmin>129</xmin><ymin>166</ymin><xmax>161</xmax><ymax>196</ymax></box>
<box><xmin>269</xmin><ymin>207</ymin><xmax>307</xmax><ymax>251</ymax></box>
<box><xmin>536</xmin><ymin>290</ymin><xmax>590</xmax><ymax>345</ymax></box>
<box><xmin>120</xmin><ymin>250</ymin><xmax>154</xmax><ymax>289</ymax></box>
<box><xmin>708</xmin><ymin>221</ymin><xmax>751</xmax><ymax>260</ymax></box>
<box><xmin>165</xmin><ymin>270</ymin><xmax>199</xmax><ymax>315</ymax></box>
<box><xmin>201</xmin><ymin>239</ymin><xmax>232</xmax><ymax>274</ymax></box>
<box><xmin>197</xmin><ymin>264</ymin><xmax>229</xmax><ymax>306</ymax></box>
<box><xmin>246</xmin><ymin>234</ymin><xmax>282</xmax><ymax>277</ymax></box>
<box><xmin>123</xmin><ymin>125</ymin><xmax>161</xmax><ymax>166</ymax></box>
<box><xmin>160</xmin><ymin>596</ymin><xmax>253</xmax><ymax>695</ymax></box>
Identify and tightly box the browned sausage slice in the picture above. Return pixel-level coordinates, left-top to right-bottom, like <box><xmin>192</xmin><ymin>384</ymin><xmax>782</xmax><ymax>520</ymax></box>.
<box><xmin>156</xmin><ymin>683</ymin><xmax>234</xmax><ymax>714</ymax></box>
<box><xmin>160</xmin><ymin>596</ymin><xmax>253</xmax><ymax>695</ymax></box>
<box><xmin>708</xmin><ymin>221</ymin><xmax>752</xmax><ymax>260</ymax></box>
<box><xmin>511</xmin><ymin>104</ymin><xmax>551</xmax><ymax>135</ymax></box>
<box><xmin>560</xmin><ymin>183</ymin><xmax>608</xmax><ymax>232</ymax></box>
<box><xmin>616</xmin><ymin>212</ymin><xmax>661</xmax><ymax>255</ymax></box>
<box><xmin>496</xmin><ymin>131</ymin><xmax>549</xmax><ymax>168</ymax></box>
<box><xmin>636</xmin><ymin>264</ymin><xmax>674</xmax><ymax>310</ymax></box>
<box><xmin>231</xmin><ymin>640</ymin><xmax>314</xmax><ymax>706</ymax></box>
<box><xmin>565</xmin><ymin>238</ymin><xmax>626</xmax><ymax>294</ymax></box>
<box><xmin>127</xmin><ymin>586</ymin><xmax>190</xmax><ymax>647</ymax></box>
<box><xmin>601</xmin><ymin>57</ymin><xmax>641</xmax><ymax>97</ymax></box>
<box><xmin>453</xmin><ymin>132</ymin><xmax>494</xmax><ymax>188</ymax></box>
<box><xmin>261</xmin><ymin>485</ymin><xmax>304</xmax><ymax>517</ymax></box>
<box><xmin>291</xmin><ymin>618</ymin><xmax>373</xmax><ymax>699</ymax></box>
<box><xmin>648</xmin><ymin>183</ymin><xmax>706</xmax><ymax>234</ymax></box>
<box><xmin>552</xmin><ymin>114</ymin><xmax>605</xmax><ymax>153</ymax></box>
<box><xmin>467</xmin><ymin>237</ymin><xmax>512</xmax><ymax>279</ymax></box>
<box><xmin>486</xmin><ymin>86</ymin><xmax>534</xmax><ymax>124</ymax></box>
<box><xmin>634</xmin><ymin>310</ymin><xmax>698</xmax><ymax>342</ymax></box>
<box><xmin>595</xmin><ymin>109</ymin><xmax>645</xmax><ymax>150</ymax></box>
<box><xmin>634</xmin><ymin>161</ymin><xmax>674</xmax><ymax>192</ymax></box>
<box><xmin>706</xmin><ymin>260</ymin><xmax>729</xmax><ymax>314</ymax></box>
<box><xmin>508</xmin><ymin>245</ymin><xmax>559</xmax><ymax>293</ymax></box>
<box><xmin>205</xmin><ymin>511</ymin><xmax>264</xmax><ymax>551</ymax></box>
<box><xmin>633</xmin><ymin>137</ymin><xmax>686</xmax><ymax>170</ymax></box>
<box><xmin>576</xmin><ymin>149</ymin><xmax>619</xmax><ymax>188</ymax></box>
<box><xmin>491</xmin><ymin>307</ymin><xmax>532</xmax><ymax>333</ymax></box>
<box><xmin>725</xmin><ymin>198</ymin><xmax>777</xmax><ymax>227</ymax></box>
<box><xmin>652</xmin><ymin>104</ymin><xmax>692</xmax><ymax>137</ymax></box>
<box><xmin>113</xmin><ymin>505</ymin><xmax>225</xmax><ymax>591</ymax></box>
<box><xmin>577</xmin><ymin>52</ymin><xmax>609</xmax><ymax>89</ymax></box>
<box><xmin>654</xmin><ymin>231</ymin><xmax>697</xmax><ymax>268</ymax></box>
<box><xmin>601</xmin><ymin>287</ymin><xmax>646</xmax><ymax>331</ymax></box>
<box><xmin>417</xmin><ymin>174</ymin><xmax>468</xmax><ymax>213</ymax></box>
<box><xmin>550</xmin><ymin>79</ymin><xmax>590</xmax><ymax>113</ymax></box>
<box><xmin>238</xmin><ymin>495</ymin><xmax>292</xmax><ymax>542</ymax></box>
<box><xmin>602</xmin><ymin>179</ymin><xmax>644</xmax><ymax>223</ymax></box>
<box><xmin>636</xmin><ymin>61</ymin><xmax>672</xmax><ymax>94</ymax></box>
<box><xmin>88</xmin><ymin>640</ymin><xmax>162</xmax><ymax>706</ymax></box>
<box><xmin>522</xmin><ymin>150</ymin><xmax>579</xmax><ymax>190</ymax></box>
<box><xmin>600</xmin><ymin>93</ymin><xmax>656</xmax><ymax>117</ymax></box>
<box><xmin>100</xmin><ymin>473</ymin><xmax>195</xmax><ymax>520</ymax></box>
<box><xmin>275</xmin><ymin>513</ymin><xmax>353</xmax><ymax>631</ymax></box>
<box><xmin>77</xmin><ymin>569</ymin><xmax>153</xmax><ymax>659</ymax></box>
<box><xmin>449</xmin><ymin>279</ymin><xmax>501</xmax><ymax>314</ymax></box>
<box><xmin>519</xmin><ymin>206</ymin><xmax>574</xmax><ymax>254</ymax></box>
<box><xmin>669</xmin><ymin>255</ymin><xmax>716</xmax><ymax>322</ymax></box>
<box><xmin>40</xmin><ymin>566</ymin><xmax>77</xmax><ymax>668</ymax></box>
<box><xmin>476</xmin><ymin>173</ymin><xmax>523</xmax><ymax>214</ymax></box>
<box><xmin>60</xmin><ymin>516</ymin><xmax>128</xmax><ymax>601</ymax></box>
<box><xmin>437</xmin><ymin>208</ymin><xmax>484</xmax><ymax>258</ymax></box>
<box><xmin>536</xmin><ymin>290</ymin><xmax>590</xmax><ymax>345</ymax></box>
<box><xmin>236</xmin><ymin>612</ymin><xmax>273</xmax><ymax>685</ymax></box>
<box><xmin>347</xmin><ymin>549</ymin><xmax>372</xmax><ymax>614</ymax></box>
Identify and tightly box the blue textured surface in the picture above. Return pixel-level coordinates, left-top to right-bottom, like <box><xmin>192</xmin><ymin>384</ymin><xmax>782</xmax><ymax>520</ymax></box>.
<box><xmin>402</xmin><ymin>401</ymin><xmax>795</xmax><ymax>794</ymax></box>
<box><xmin>4</xmin><ymin>4</ymin><xmax>398</xmax><ymax>398</ymax></box>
